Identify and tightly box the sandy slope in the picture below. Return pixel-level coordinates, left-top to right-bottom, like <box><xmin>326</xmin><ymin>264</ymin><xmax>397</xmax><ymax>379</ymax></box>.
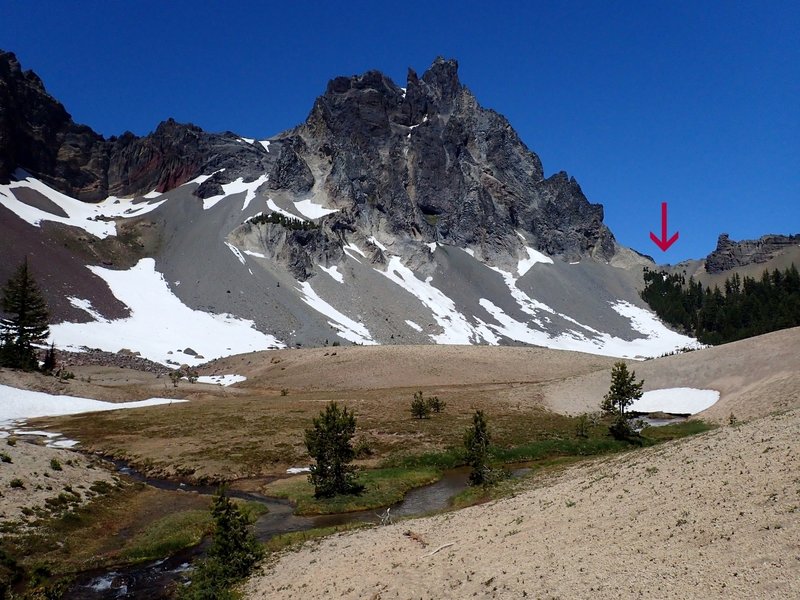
<box><xmin>542</xmin><ymin>326</ymin><xmax>800</xmax><ymax>421</ymax></box>
<box><xmin>244</xmin><ymin>408</ymin><xmax>800</xmax><ymax>599</ymax></box>
<box><xmin>0</xmin><ymin>440</ymin><xmax>115</xmax><ymax>523</ymax></box>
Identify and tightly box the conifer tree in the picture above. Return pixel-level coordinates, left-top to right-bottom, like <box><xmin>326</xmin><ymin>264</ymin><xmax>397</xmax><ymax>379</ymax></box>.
<box><xmin>464</xmin><ymin>410</ymin><xmax>491</xmax><ymax>486</ymax></box>
<box><xmin>0</xmin><ymin>259</ymin><xmax>50</xmax><ymax>370</ymax></box>
<box><xmin>305</xmin><ymin>402</ymin><xmax>364</xmax><ymax>498</ymax></box>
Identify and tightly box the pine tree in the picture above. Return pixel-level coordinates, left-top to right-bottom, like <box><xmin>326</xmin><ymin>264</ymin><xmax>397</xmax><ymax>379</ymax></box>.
<box><xmin>206</xmin><ymin>486</ymin><xmax>262</xmax><ymax>579</ymax></box>
<box><xmin>410</xmin><ymin>390</ymin><xmax>430</xmax><ymax>419</ymax></box>
<box><xmin>304</xmin><ymin>402</ymin><xmax>364</xmax><ymax>498</ymax></box>
<box><xmin>464</xmin><ymin>410</ymin><xmax>491</xmax><ymax>486</ymax></box>
<box><xmin>602</xmin><ymin>362</ymin><xmax>644</xmax><ymax>440</ymax></box>
<box><xmin>0</xmin><ymin>259</ymin><xmax>50</xmax><ymax>370</ymax></box>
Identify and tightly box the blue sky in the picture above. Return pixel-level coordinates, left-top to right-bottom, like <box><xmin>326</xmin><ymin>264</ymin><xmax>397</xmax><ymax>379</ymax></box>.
<box><xmin>2</xmin><ymin>0</ymin><xmax>797</xmax><ymax>263</ymax></box>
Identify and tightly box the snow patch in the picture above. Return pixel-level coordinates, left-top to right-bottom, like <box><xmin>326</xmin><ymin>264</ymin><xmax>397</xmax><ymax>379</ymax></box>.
<box><xmin>202</xmin><ymin>174</ymin><xmax>268</xmax><ymax>211</ymax></box>
<box><xmin>631</xmin><ymin>388</ymin><xmax>720</xmax><ymax>415</ymax></box>
<box><xmin>0</xmin><ymin>384</ymin><xmax>185</xmax><ymax>423</ymax></box>
<box><xmin>286</xmin><ymin>467</ymin><xmax>311</xmax><ymax>474</ymax></box>
<box><xmin>405</xmin><ymin>320</ymin><xmax>423</xmax><ymax>332</ymax></box>
<box><xmin>224</xmin><ymin>241</ymin><xmax>247</xmax><ymax>265</ymax></box>
<box><xmin>517</xmin><ymin>246</ymin><xmax>553</xmax><ymax>276</ymax></box>
<box><xmin>319</xmin><ymin>265</ymin><xmax>344</xmax><ymax>283</ymax></box>
<box><xmin>378</xmin><ymin>256</ymin><xmax>477</xmax><ymax>344</ymax></box>
<box><xmin>294</xmin><ymin>199</ymin><xmax>339</xmax><ymax>219</ymax></box>
<box><xmin>243</xmin><ymin>250</ymin><xmax>266</xmax><ymax>259</ymax></box>
<box><xmin>67</xmin><ymin>297</ymin><xmax>107</xmax><ymax>322</ymax></box>
<box><xmin>259</xmin><ymin>140</ymin><xmax>271</xmax><ymax>152</ymax></box>
<box><xmin>266</xmin><ymin>198</ymin><xmax>301</xmax><ymax>220</ymax></box>
<box><xmin>1</xmin><ymin>171</ymin><xmax>167</xmax><ymax>239</ymax></box>
<box><xmin>368</xmin><ymin>236</ymin><xmax>387</xmax><ymax>251</ymax></box>
<box><xmin>295</xmin><ymin>281</ymin><xmax>376</xmax><ymax>345</ymax></box>
<box><xmin>49</xmin><ymin>258</ymin><xmax>284</xmax><ymax>365</ymax></box>
<box><xmin>196</xmin><ymin>374</ymin><xmax>247</xmax><ymax>386</ymax></box>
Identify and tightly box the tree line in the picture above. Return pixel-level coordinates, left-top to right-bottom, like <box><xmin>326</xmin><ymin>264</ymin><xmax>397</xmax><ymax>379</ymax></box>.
<box><xmin>640</xmin><ymin>264</ymin><xmax>800</xmax><ymax>345</ymax></box>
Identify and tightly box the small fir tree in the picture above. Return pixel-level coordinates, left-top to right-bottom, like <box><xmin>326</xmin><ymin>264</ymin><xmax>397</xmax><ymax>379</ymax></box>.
<box><xmin>304</xmin><ymin>402</ymin><xmax>364</xmax><ymax>498</ymax></box>
<box><xmin>0</xmin><ymin>258</ymin><xmax>50</xmax><ymax>370</ymax></box>
<box><xmin>410</xmin><ymin>390</ymin><xmax>430</xmax><ymax>419</ymax></box>
<box><xmin>427</xmin><ymin>395</ymin><xmax>446</xmax><ymax>413</ymax></box>
<box><xmin>464</xmin><ymin>410</ymin><xmax>491</xmax><ymax>486</ymax></box>
<box><xmin>601</xmin><ymin>362</ymin><xmax>644</xmax><ymax>439</ymax></box>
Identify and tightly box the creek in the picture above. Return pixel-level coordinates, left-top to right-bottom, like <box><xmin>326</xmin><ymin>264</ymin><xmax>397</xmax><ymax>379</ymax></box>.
<box><xmin>65</xmin><ymin>465</ymin><xmax>477</xmax><ymax>599</ymax></box>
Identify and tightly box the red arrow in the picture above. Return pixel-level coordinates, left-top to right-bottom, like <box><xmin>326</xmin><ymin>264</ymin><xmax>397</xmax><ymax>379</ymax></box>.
<box><xmin>650</xmin><ymin>202</ymin><xmax>679</xmax><ymax>251</ymax></box>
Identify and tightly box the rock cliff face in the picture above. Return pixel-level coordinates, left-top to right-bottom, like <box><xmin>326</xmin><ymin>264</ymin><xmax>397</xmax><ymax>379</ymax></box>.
<box><xmin>1</xmin><ymin>51</ymin><xmax>615</xmax><ymax>265</ymax></box>
<box><xmin>705</xmin><ymin>233</ymin><xmax>800</xmax><ymax>273</ymax></box>
<box><xmin>0</xmin><ymin>51</ymin><xmax>274</xmax><ymax>201</ymax></box>
<box><xmin>284</xmin><ymin>58</ymin><xmax>615</xmax><ymax>265</ymax></box>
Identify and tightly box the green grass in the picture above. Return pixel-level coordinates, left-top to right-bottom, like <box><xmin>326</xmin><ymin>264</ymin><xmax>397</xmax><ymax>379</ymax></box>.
<box><xmin>121</xmin><ymin>509</ymin><xmax>210</xmax><ymax>562</ymax></box>
<box><xmin>263</xmin><ymin>467</ymin><xmax>440</xmax><ymax>515</ymax></box>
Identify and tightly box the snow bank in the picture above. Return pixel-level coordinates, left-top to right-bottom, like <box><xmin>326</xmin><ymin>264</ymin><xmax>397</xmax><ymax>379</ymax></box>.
<box><xmin>50</xmin><ymin>258</ymin><xmax>284</xmax><ymax>365</ymax></box>
<box><xmin>319</xmin><ymin>265</ymin><xmax>344</xmax><ymax>283</ymax></box>
<box><xmin>202</xmin><ymin>174</ymin><xmax>268</xmax><ymax>211</ymax></box>
<box><xmin>296</xmin><ymin>281</ymin><xmax>377</xmax><ymax>345</ymax></box>
<box><xmin>0</xmin><ymin>384</ymin><xmax>185</xmax><ymax>423</ymax></box>
<box><xmin>293</xmin><ymin>199</ymin><xmax>339</xmax><ymax>219</ymax></box>
<box><xmin>631</xmin><ymin>388</ymin><xmax>720</xmax><ymax>415</ymax></box>
<box><xmin>0</xmin><ymin>171</ymin><xmax>167</xmax><ymax>239</ymax></box>
<box><xmin>266</xmin><ymin>198</ymin><xmax>301</xmax><ymax>220</ymax></box>
<box><xmin>196</xmin><ymin>374</ymin><xmax>247</xmax><ymax>386</ymax></box>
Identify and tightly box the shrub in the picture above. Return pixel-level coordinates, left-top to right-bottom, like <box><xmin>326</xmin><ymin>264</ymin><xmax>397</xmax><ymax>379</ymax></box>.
<box><xmin>411</xmin><ymin>391</ymin><xmax>430</xmax><ymax>419</ymax></box>
<box><xmin>575</xmin><ymin>413</ymin><xmax>590</xmax><ymax>438</ymax></box>
<box><xmin>427</xmin><ymin>395</ymin><xmax>446</xmax><ymax>413</ymax></box>
<box><xmin>9</xmin><ymin>479</ymin><xmax>23</xmax><ymax>489</ymax></box>
<box><xmin>49</xmin><ymin>458</ymin><xmax>62</xmax><ymax>471</ymax></box>
<box><xmin>0</xmin><ymin>453</ymin><xmax>11</xmax><ymax>464</ymax></box>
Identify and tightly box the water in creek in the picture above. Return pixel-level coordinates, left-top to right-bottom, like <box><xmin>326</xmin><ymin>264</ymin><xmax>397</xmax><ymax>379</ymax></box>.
<box><xmin>67</xmin><ymin>467</ymin><xmax>474</xmax><ymax>599</ymax></box>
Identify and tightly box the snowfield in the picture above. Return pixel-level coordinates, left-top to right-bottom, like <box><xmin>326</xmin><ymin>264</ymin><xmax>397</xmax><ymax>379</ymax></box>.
<box><xmin>196</xmin><ymin>374</ymin><xmax>247</xmax><ymax>386</ymax></box>
<box><xmin>631</xmin><ymin>388</ymin><xmax>720</xmax><ymax>415</ymax></box>
<box><xmin>0</xmin><ymin>384</ymin><xmax>184</xmax><ymax>423</ymax></box>
<box><xmin>0</xmin><ymin>171</ymin><xmax>167</xmax><ymax>239</ymax></box>
<box><xmin>50</xmin><ymin>258</ymin><xmax>284</xmax><ymax>365</ymax></box>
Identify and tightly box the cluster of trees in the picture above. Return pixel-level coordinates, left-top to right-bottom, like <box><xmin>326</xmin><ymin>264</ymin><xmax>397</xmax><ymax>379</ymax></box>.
<box><xmin>248</xmin><ymin>212</ymin><xmax>318</xmax><ymax>231</ymax></box>
<box><xmin>0</xmin><ymin>259</ymin><xmax>53</xmax><ymax>372</ymax></box>
<box><xmin>641</xmin><ymin>264</ymin><xmax>800</xmax><ymax>345</ymax></box>
<box><xmin>410</xmin><ymin>390</ymin><xmax>446</xmax><ymax>418</ymax></box>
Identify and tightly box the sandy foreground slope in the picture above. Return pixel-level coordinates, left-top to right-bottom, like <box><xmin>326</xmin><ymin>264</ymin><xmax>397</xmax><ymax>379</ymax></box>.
<box><xmin>244</xmin><ymin>408</ymin><xmax>800</xmax><ymax>599</ymax></box>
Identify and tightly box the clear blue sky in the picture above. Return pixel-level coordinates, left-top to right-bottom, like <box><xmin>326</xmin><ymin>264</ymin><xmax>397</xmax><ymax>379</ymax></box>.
<box><xmin>2</xmin><ymin>0</ymin><xmax>797</xmax><ymax>262</ymax></box>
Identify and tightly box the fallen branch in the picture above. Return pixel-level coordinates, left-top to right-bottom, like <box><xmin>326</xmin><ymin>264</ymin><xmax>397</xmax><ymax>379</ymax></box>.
<box><xmin>420</xmin><ymin>542</ymin><xmax>454</xmax><ymax>559</ymax></box>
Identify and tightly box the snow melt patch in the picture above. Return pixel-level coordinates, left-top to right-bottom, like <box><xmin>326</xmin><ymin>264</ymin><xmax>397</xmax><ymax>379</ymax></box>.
<box><xmin>517</xmin><ymin>246</ymin><xmax>553</xmax><ymax>276</ymax></box>
<box><xmin>405</xmin><ymin>320</ymin><xmax>423</xmax><ymax>332</ymax></box>
<box><xmin>296</xmin><ymin>281</ymin><xmax>377</xmax><ymax>345</ymax></box>
<box><xmin>286</xmin><ymin>467</ymin><xmax>311</xmax><ymax>474</ymax></box>
<box><xmin>294</xmin><ymin>199</ymin><xmax>339</xmax><ymax>219</ymax></box>
<box><xmin>259</xmin><ymin>140</ymin><xmax>271</xmax><ymax>152</ymax></box>
<box><xmin>243</xmin><ymin>250</ymin><xmax>266</xmax><ymax>259</ymax></box>
<box><xmin>631</xmin><ymin>388</ymin><xmax>720</xmax><ymax>415</ymax></box>
<box><xmin>368</xmin><ymin>236</ymin><xmax>387</xmax><ymax>251</ymax></box>
<box><xmin>202</xmin><ymin>174</ymin><xmax>268</xmax><ymax>211</ymax></box>
<box><xmin>224</xmin><ymin>241</ymin><xmax>247</xmax><ymax>266</ymax></box>
<box><xmin>266</xmin><ymin>198</ymin><xmax>301</xmax><ymax>220</ymax></box>
<box><xmin>68</xmin><ymin>298</ymin><xmax>107</xmax><ymax>322</ymax></box>
<box><xmin>0</xmin><ymin>384</ymin><xmax>184</xmax><ymax>423</ymax></box>
<box><xmin>319</xmin><ymin>265</ymin><xmax>344</xmax><ymax>283</ymax></box>
<box><xmin>1</xmin><ymin>171</ymin><xmax>167</xmax><ymax>239</ymax></box>
<box><xmin>196</xmin><ymin>374</ymin><xmax>247</xmax><ymax>387</ymax></box>
<box><xmin>378</xmin><ymin>256</ymin><xmax>477</xmax><ymax>344</ymax></box>
<box><xmin>49</xmin><ymin>258</ymin><xmax>284</xmax><ymax>365</ymax></box>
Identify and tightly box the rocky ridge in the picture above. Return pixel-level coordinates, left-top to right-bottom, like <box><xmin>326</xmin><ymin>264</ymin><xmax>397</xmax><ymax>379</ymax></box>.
<box><xmin>705</xmin><ymin>233</ymin><xmax>800</xmax><ymax>273</ymax></box>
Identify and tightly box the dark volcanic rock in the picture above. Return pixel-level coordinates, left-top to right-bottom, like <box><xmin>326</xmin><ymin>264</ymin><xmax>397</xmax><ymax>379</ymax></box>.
<box><xmin>0</xmin><ymin>50</ymin><xmax>274</xmax><ymax>201</ymax></box>
<box><xmin>706</xmin><ymin>233</ymin><xmax>800</xmax><ymax>273</ymax></box>
<box><xmin>286</xmin><ymin>56</ymin><xmax>615</xmax><ymax>262</ymax></box>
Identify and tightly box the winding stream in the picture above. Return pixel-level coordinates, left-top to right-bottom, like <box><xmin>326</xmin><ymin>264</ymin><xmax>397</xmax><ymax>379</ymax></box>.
<box><xmin>66</xmin><ymin>466</ymin><xmax>475</xmax><ymax>599</ymax></box>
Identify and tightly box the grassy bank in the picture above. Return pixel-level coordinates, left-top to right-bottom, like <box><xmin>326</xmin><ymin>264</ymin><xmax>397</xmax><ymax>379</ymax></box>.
<box><xmin>262</xmin><ymin>467</ymin><xmax>440</xmax><ymax>515</ymax></box>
